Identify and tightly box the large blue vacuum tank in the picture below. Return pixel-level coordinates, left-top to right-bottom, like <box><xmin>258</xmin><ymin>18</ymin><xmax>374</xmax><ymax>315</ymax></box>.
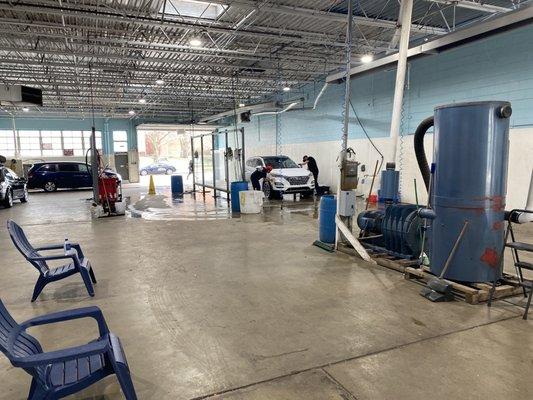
<box><xmin>429</xmin><ymin>101</ymin><xmax>511</xmax><ymax>282</ymax></box>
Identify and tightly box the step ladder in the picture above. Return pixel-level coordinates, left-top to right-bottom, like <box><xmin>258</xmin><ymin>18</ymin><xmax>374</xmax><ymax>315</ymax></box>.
<box><xmin>488</xmin><ymin>209</ymin><xmax>533</xmax><ymax>319</ymax></box>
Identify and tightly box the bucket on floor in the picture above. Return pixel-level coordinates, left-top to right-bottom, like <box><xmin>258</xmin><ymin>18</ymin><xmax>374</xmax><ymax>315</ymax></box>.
<box><xmin>239</xmin><ymin>190</ymin><xmax>264</xmax><ymax>214</ymax></box>
<box><xmin>230</xmin><ymin>181</ymin><xmax>249</xmax><ymax>213</ymax></box>
<box><xmin>319</xmin><ymin>195</ymin><xmax>337</xmax><ymax>244</ymax></box>
<box><xmin>171</xmin><ymin>175</ymin><xmax>184</xmax><ymax>195</ymax></box>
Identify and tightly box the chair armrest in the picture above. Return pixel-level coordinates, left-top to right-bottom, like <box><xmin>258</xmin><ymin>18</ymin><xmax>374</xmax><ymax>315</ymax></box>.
<box><xmin>34</xmin><ymin>243</ymin><xmax>84</xmax><ymax>259</ymax></box>
<box><xmin>11</xmin><ymin>339</ymin><xmax>109</xmax><ymax>368</ymax></box>
<box><xmin>20</xmin><ymin>306</ymin><xmax>109</xmax><ymax>336</ymax></box>
<box><xmin>29</xmin><ymin>251</ymin><xmax>81</xmax><ymax>267</ymax></box>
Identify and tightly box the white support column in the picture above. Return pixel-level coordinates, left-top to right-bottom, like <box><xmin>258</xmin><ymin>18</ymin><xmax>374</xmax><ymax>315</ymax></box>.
<box><xmin>389</xmin><ymin>0</ymin><xmax>414</xmax><ymax>164</ymax></box>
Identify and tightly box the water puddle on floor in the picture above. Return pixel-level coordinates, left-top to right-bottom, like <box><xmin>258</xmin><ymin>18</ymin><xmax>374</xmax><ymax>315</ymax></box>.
<box><xmin>128</xmin><ymin>187</ymin><xmax>319</xmax><ymax>222</ymax></box>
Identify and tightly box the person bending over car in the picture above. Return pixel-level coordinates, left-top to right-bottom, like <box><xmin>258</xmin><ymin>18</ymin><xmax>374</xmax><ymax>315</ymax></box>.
<box><xmin>251</xmin><ymin>164</ymin><xmax>273</xmax><ymax>191</ymax></box>
<box><xmin>302</xmin><ymin>155</ymin><xmax>319</xmax><ymax>193</ymax></box>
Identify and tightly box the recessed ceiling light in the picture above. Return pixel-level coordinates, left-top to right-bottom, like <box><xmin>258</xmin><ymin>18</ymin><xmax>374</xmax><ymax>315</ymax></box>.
<box><xmin>189</xmin><ymin>38</ymin><xmax>203</xmax><ymax>47</ymax></box>
<box><xmin>156</xmin><ymin>78</ymin><xmax>165</xmax><ymax>85</ymax></box>
<box><xmin>22</xmin><ymin>107</ymin><xmax>29</xmax><ymax>112</ymax></box>
<box><xmin>361</xmin><ymin>54</ymin><xmax>374</xmax><ymax>63</ymax></box>
<box><xmin>282</xmin><ymin>86</ymin><xmax>291</xmax><ymax>92</ymax></box>
<box><xmin>138</xmin><ymin>98</ymin><xmax>146</xmax><ymax>104</ymax></box>
<box><xmin>128</xmin><ymin>110</ymin><xmax>135</xmax><ymax>115</ymax></box>
<box><xmin>238</xmin><ymin>103</ymin><xmax>245</xmax><ymax>107</ymax></box>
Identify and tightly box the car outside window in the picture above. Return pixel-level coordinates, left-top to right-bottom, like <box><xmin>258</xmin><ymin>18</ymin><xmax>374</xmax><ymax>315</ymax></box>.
<box><xmin>254</xmin><ymin>159</ymin><xmax>263</xmax><ymax>167</ymax></box>
<box><xmin>5</xmin><ymin>168</ymin><xmax>17</xmax><ymax>179</ymax></box>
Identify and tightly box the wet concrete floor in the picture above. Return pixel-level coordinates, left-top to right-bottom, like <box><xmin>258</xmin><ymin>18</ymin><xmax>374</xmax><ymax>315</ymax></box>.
<box><xmin>0</xmin><ymin>186</ymin><xmax>532</xmax><ymax>399</ymax></box>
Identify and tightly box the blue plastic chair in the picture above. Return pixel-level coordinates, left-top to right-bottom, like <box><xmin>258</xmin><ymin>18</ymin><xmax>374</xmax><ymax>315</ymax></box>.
<box><xmin>7</xmin><ymin>220</ymin><xmax>97</xmax><ymax>301</ymax></box>
<box><xmin>0</xmin><ymin>299</ymin><xmax>137</xmax><ymax>399</ymax></box>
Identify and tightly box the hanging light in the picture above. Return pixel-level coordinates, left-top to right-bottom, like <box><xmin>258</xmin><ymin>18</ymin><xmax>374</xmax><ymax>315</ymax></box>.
<box><xmin>155</xmin><ymin>78</ymin><xmax>165</xmax><ymax>85</ymax></box>
<box><xmin>128</xmin><ymin>110</ymin><xmax>136</xmax><ymax>115</ymax></box>
<box><xmin>282</xmin><ymin>86</ymin><xmax>291</xmax><ymax>92</ymax></box>
<box><xmin>22</xmin><ymin>107</ymin><xmax>29</xmax><ymax>112</ymax></box>
<box><xmin>189</xmin><ymin>37</ymin><xmax>203</xmax><ymax>47</ymax></box>
<box><xmin>138</xmin><ymin>98</ymin><xmax>146</xmax><ymax>104</ymax></box>
<box><xmin>361</xmin><ymin>54</ymin><xmax>374</xmax><ymax>63</ymax></box>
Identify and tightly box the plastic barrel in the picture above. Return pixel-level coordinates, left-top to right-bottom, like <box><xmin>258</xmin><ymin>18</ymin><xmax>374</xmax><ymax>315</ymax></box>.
<box><xmin>319</xmin><ymin>195</ymin><xmax>337</xmax><ymax>244</ymax></box>
<box><xmin>171</xmin><ymin>175</ymin><xmax>184</xmax><ymax>195</ymax></box>
<box><xmin>231</xmin><ymin>181</ymin><xmax>249</xmax><ymax>213</ymax></box>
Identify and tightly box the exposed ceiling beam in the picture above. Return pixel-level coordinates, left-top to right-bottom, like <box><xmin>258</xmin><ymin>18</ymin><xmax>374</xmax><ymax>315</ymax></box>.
<box><xmin>425</xmin><ymin>0</ymin><xmax>512</xmax><ymax>13</ymax></box>
<box><xmin>212</xmin><ymin>0</ymin><xmax>448</xmax><ymax>34</ymax></box>
<box><xmin>327</xmin><ymin>2</ymin><xmax>533</xmax><ymax>83</ymax></box>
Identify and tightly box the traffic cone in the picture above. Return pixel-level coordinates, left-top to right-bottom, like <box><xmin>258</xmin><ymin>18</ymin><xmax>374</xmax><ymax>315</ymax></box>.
<box><xmin>148</xmin><ymin>175</ymin><xmax>156</xmax><ymax>195</ymax></box>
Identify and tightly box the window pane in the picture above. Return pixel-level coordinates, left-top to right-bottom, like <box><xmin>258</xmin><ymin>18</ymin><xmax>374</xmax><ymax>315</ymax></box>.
<box><xmin>19</xmin><ymin>130</ymin><xmax>41</xmax><ymax>157</ymax></box>
<box><xmin>114</xmin><ymin>142</ymin><xmax>128</xmax><ymax>152</ymax></box>
<box><xmin>62</xmin><ymin>131</ymin><xmax>83</xmax><ymax>156</ymax></box>
<box><xmin>113</xmin><ymin>131</ymin><xmax>127</xmax><ymax>141</ymax></box>
<box><xmin>59</xmin><ymin>163</ymin><xmax>79</xmax><ymax>172</ymax></box>
<box><xmin>41</xmin><ymin>131</ymin><xmax>62</xmax><ymax>156</ymax></box>
<box><xmin>0</xmin><ymin>130</ymin><xmax>16</xmax><ymax>155</ymax></box>
<box><xmin>83</xmin><ymin>131</ymin><xmax>102</xmax><ymax>150</ymax></box>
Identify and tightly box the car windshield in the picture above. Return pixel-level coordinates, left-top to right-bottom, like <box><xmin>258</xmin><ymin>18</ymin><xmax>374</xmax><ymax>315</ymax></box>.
<box><xmin>262</xmin><ymin>157</ymin><xmax>299</xmax><ymax>169</ymax></box>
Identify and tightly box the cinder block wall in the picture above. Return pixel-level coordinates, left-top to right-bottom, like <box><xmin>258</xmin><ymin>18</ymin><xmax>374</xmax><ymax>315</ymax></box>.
<box><xmin>242</xmin><ymin>24</ymin><xmax>533</xmax><ymax>210</ymax></box>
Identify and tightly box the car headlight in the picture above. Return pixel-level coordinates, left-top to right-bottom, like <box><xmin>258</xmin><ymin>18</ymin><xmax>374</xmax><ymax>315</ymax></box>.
<box><xmin>270</xmin><ymin>173</ymin><xmax>284</xmax><ymax>179</ymax></box>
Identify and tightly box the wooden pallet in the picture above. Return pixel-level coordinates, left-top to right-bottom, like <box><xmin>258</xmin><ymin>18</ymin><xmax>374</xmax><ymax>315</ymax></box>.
<box><xmin>404</xmin><ymin>266</ymin><xmax>524</xmax><ymax>304</ymax></box>
<box><xmin>337</xmin><ymin>243</ymin><xmax>418</xmax><ymax>273</ymax></box>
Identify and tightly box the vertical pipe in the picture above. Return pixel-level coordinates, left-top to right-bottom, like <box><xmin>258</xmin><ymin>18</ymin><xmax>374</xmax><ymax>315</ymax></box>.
<box><xmin>190</xmin><ymin>136</ymin><xmax>195</xmax><ymax>194</ymax></box>
<box><xmin>225</xmin><ymin>130</ymin><xmax>230</xmax><ymax>200</ymax></box>
<box><xmin>389</xmin><ymin>0</ymin><xmax>414</xmax><ymax>164</ymax></box>
<box><xmin>200</xmin><ymin>135</ymin><xmax>205</xmax><ymax>194</ymax></box>
<box><xmin>91</xmin><ymin>126</ymin><xmax>99</xmax><ymax>203</ymax></box>
<box><xmin>241</xmin><ymin>127</ymin><xmax>245</xmax><ymax>181</ymax></box>
<box><xmin>212</xmin><ymin>133</ymin><xmax>217</xmax><ymax>199</ymax></box>
<box><xmin>336</xmin><ymin>0</ymin><xmax>354</xmax><ymax>247</ymax></box>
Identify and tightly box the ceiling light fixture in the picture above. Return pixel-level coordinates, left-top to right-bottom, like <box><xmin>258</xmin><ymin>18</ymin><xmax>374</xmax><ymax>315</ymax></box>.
<box><xmin>282</xmin><ymin>86</ymin><xmax>291</xmax><ymax>92</ymax></box>
<box><xmin>128</xmin><ymin>110</ymin><xmax>135</xmax><ymax>115</ymax></box>
<box><xmin>138</xmin><ymin>98</ymin><xmax>146</xmax><ymax>104</ymax></box>
<box><xmin>238</xmin><ymin>103</ymin><xmax>245</xmax><ymax>107</ymax></box>
<box><xmin>22</xmin><ymin>107</ymin><xmax>29</xmax><ymax>112</ymax></box>
<box><xmin>361</xmin><ymin>54</ymin><xmax>374</xmax><ymax>63</ymax></box>
<box><xmin>189</xmin><ymin>37</ymin><xmax>203</xmax><ymax>47</ymax></box>
<box><xmin>156</xmin><ymin>78</ymin><xmax>165</xmax><ymax>85</ymax></box>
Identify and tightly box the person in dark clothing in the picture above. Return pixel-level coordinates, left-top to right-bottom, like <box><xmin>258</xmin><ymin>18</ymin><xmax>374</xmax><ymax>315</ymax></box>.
<box><xmin>251</xmin><ymin>164</ymin><xmax>273</xmax><ymax>191</ymax></box>
<box><xmin>302</xmin><ymin>155</ymin><xmax>319</xmax><ymax>193</ymax></box>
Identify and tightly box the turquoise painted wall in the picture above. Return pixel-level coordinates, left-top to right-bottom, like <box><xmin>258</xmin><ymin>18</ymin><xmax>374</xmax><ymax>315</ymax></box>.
<box><xmin>0</xmin><ymin>117</ymin><xmax>137</xmax><ymax>154</ymax></box>
<box><xmin>241</xmin><ymin>23</ymin><xmax>533</xmax><ymax>146</ymax></box>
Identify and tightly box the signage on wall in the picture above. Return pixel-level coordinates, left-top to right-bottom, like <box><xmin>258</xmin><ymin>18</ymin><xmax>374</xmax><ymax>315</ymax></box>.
<box><xmin>63</xmin><ymin>149</ymin><xmax>74</xmax><ymax>156</ymax></box>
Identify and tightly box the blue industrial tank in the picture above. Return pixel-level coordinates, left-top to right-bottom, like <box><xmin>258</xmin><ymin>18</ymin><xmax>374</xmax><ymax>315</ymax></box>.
<box><xmin>379</xmin><ymin>163</ymin><xmax>400</xmax><ymax>203</ymax></box>
<box><xmin>428</xmin><ymin>101</ymin><xmax>511</xmax><ymax>282</ymax></box>
<box><xmin>230</xmin><ymin>181</ymin><xmax>249</xmax><ymax>213</ymax></box>
<box><xmin>319</xmin><ymin>195</ymin><xmax>337</xmax><ymax>244</ymax></box>
<box><xmin>171</xmin><ymin>175</ymin><xmax>184</xmax><ymax>196</ymax></box>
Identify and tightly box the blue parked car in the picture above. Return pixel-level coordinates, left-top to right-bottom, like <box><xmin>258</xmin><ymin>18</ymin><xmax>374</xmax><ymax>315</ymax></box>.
<box><xmin>27</xmin><ymin>162</ymin><xmax>120</xmax><ymax>192</ymax></box>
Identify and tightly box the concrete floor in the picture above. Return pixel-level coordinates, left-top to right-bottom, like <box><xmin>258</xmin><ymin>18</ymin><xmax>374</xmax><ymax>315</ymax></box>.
<box><xmin>0</xmin><ymin>187</ymin><xmax>532</xmax><ymax>399</ymax></box>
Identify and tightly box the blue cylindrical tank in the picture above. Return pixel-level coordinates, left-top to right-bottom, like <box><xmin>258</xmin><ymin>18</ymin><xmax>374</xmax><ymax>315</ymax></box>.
<box><xmin>230</xmin><ymin>181</ymin><xmax>249</xmax><ymax>213</ymax></box>
<box><xmin>319</xmin><ymin>195</ymin><xmax>337</xmax><ymax>244</ymax></box>
<box><xmin>171</xmin><ymin>175</ymin><xmax>184</xmax><ymax>195</ymax></box>
<box><xmin>428</xmin><ymin>101</ymin><xmax>511</xmax><ymax>282</ymax></box>
<box><xmin>379</xmin><ymin>167</ymin><xmax>400</xmax><ymax>203</ymax></box>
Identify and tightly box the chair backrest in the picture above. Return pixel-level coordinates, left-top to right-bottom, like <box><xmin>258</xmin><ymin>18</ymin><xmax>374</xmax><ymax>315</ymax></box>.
<box><xmin>7</xmin><ymin>220</ymin><xmax>49</xmax><ymax>274</ymax></box>
<box><xmin>0</xmin><ymin>299</ymin><xmax>43</xmax><ymax>361</ymax></box>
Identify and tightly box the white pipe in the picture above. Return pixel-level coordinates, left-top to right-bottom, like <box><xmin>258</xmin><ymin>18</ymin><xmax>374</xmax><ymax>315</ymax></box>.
<box><xmin>254</xmin><ymin>102</ymin><xmax>299</xmax><ymax>116</ymax></box>
<box><xmin>313</xmin><ymin>83</ymin><xmax>329</xmax><ymax>110</ymax></box>
<box><xmin>387</xmin><ymin>0</ymin><xmax>414</xmax><ymax>164</ymax></box>
<box><xmin>518</xmin><ymin>168</ymin><xmax>533</xmax><ymax>223</ymax></box>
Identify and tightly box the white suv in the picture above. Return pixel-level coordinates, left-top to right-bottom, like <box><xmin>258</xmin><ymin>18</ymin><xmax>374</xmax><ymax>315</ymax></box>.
<box><xmin>245</xmin><ymin>155</ymin><xmax>315</xmax><ymax>199</ymax></box>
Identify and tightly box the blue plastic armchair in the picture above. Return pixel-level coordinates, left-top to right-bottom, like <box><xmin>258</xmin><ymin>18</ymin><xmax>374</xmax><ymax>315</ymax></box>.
<box><xmin>0</xmin><ymin>299</ymin><xmax>137</xmax><ymax>399</ymax></box>
<box><xmin>7</xmin><ymin>220</ymin><xmax>97</xmax><ymax>301</ymax></box>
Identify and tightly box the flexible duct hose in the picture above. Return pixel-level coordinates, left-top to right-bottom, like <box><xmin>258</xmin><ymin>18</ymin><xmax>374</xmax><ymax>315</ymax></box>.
<box><xmin>414</xmin><ymin>116</ymin><xmax>434</xmax><ymax>191</ymax></box>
